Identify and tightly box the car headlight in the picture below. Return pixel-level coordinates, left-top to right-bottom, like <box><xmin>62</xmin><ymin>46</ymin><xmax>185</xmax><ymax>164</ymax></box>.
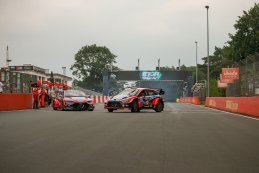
<box><xmin>87</xmin><ymin>100</ymin><xmax>93</xmax><ymax>104</ymax></box>
<box><xmin>121</xmin><ymin>99</ymin><xmax>131</xmax><ymax>104</ymax></box>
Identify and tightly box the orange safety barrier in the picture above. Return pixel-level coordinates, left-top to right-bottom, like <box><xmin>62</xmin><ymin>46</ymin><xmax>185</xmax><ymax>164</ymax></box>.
<box><xmin>179</xmin><ymin>97</ymin><xmax>201</xmax><ymax>105</ymax></box>
<box><xmin>0</xmin><ymin>93</ymin><xmax>33</xmax><ymax>111</ymax></box>
<box><xmin>205</xmin><ymin>97</ymin><xmax>259</xmax><ymax>117</ymax></box>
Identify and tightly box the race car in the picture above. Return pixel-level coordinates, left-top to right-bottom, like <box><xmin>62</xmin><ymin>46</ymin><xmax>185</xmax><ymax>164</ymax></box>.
<box><xmin>104</xmin><ymin>88</ymin><xmax>165</xmax><ymax>113</ymax></box>
<box><xmin>53</xmin><ymin>90</ymin><xmax>94</xmax><ymax>111</ymax></box>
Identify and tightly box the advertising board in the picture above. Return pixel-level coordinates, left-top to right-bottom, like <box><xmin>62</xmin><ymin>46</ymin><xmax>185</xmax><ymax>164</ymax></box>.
<box><xmin>222</xmin><ymin>68</ymin><xmax>239</xmax><ymax>80</ymax></box>
<box><xmin>220</xmin><ymin>74</ymin><xmax>234</xmax><ymax>84</ymax></box>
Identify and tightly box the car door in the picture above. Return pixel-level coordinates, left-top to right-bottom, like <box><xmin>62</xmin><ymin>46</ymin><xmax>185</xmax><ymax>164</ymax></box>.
<box><xmin>145</xmin><ymin>90</ymin><xmax>155</xmax><ymax>107</ymax></box>
<box><xmin>138</xmin><ymin>90</ymin><xmax>148</xmax><ymax>108</ymax></box>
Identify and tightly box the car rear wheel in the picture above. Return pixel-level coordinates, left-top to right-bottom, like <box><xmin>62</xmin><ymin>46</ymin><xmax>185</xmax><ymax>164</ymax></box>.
<box><xmin>154</xmin><ymin>102</ymin><xmax>164</xmax><ymax>112</ymax></box>
<box><xmin>131</xmin><ymin>101</ymin><xmax>139</xmax><ymax>112</ymax></box>
<box><xmin>108</xmin><ymin>109</ymin><xmax>114</xmax><ymax>112</ymax></box>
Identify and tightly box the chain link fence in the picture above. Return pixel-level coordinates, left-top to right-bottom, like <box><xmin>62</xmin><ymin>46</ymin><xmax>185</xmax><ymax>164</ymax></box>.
<box><xmin>227</xmin><ymin>54</ymin><xmax>259</xmax><ymax>97</ymax></box>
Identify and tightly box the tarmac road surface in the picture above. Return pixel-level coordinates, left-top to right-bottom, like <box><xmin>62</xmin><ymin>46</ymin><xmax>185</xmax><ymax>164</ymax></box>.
<box><xmin>0</xmin><ymin>103</ymin><xmax>259</xmax><ymax>173</ymax></box>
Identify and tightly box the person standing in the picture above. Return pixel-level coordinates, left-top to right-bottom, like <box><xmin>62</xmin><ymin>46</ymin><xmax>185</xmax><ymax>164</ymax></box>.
<box><xmin>0</xmin><ymin>81</ymin><xmax>3</xmax><ymax>93</ymax></box>
<box><xmin>50</xmin><ymin>89</ymin><xmax>56</xmax><ymax>106</ymax></box>
<box><xmin>41</xmin><ymin>86</ymin><xmax>46</xmax><ymax>107</ymax></box>
<box><xmin>33</xmin><ymin>87</ymin><xmax>39</xmax><ymax>109</ymax></box>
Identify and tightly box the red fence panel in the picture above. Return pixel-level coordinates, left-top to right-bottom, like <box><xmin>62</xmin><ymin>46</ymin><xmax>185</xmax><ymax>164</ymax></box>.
<box><xmin>0</xmin><ymin>93</ymin><xmax>32</xmax><ymax>111</ymax></box>
<box><xmin>205</xmin><ymin>97</ymin><xmax>259</xmax><ymax>117</ymax></box>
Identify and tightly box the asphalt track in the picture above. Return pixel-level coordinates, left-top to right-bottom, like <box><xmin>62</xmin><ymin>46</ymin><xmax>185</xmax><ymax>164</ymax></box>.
<box><xmin>0</xmin><ymin>103</ymin><xmax>259</xmax><ymax>173</ymax></box>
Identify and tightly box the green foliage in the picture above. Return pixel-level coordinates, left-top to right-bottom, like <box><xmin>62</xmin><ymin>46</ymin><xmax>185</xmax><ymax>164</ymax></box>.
<box><xmin>202</xmin><ymin>46</ymin><xmax>234</xmax><ymax>78</ymax></box>
<box><xmin>70</xmin><ymin>44</ymin><xmax>118</xmax><ymax>92</ymax></box>
<box><xmin>228</xmin><ymin>3</ymin><xmax>259</xmax><ymax>60</ymax></box>
<box><xmin>179</xmin><ymin>64</ymin><xmax>187</xmax><ymax>71</ymax></box>
<box><xmin>197</xmin><ymin>64</ymin><xmax>207</xmax><ymax>81</ymax></box>
<box><xmin>209</xmin><ymin>79</ymin><xmax>226</xmax><ymax>97</ymax></box>
<box><xmin>202</xmin><ymin>3</ymin><xmax>259</xmax><ymax>67</ymax></box>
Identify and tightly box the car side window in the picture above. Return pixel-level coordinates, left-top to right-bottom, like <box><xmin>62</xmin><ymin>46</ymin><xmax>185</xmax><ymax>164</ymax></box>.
<box><xmin>147</xmin><ymin>90</ymin><xmax>156</xmax><ymax>96</ymax></box>
<box><xmin>145</xmin><ymin>90</ymin><xmax>151</xmax><ymax>96</ymax></box>
<box><xmin>139</xmin><ymin>90</ymin><xmax>147</xmax><ymax>97</ymax></box>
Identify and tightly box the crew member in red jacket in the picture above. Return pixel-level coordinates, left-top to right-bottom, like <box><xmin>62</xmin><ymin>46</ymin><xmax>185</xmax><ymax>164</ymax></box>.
<box><xmin>41</xmin><ymin>87</ymin><xmax>46</xmax><ymax>107</ymax></box>
<box><xmin>33</xmin><ymin>88</ymin><xmax>39</xmax><ymax>109</ymax></box>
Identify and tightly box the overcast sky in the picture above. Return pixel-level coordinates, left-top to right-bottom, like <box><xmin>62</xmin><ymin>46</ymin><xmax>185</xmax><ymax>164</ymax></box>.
<box><xmin>0</xmin><ymin>0</ymin><xmax>257</xmax><ymax>77</ymax></box>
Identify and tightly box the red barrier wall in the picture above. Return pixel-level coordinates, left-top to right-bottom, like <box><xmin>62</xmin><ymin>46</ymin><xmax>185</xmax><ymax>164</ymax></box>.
<box><xmin>179</xmin><ymin>97</ymin><xmax>201</xmax><ymax>105</ymax></box>
<box><xmin>205</xmin><ymin>97</ymin><xmax>259</xmax><ymax>117</ymax></box>
<box><xmin>0</xmin><ymin>93</ymin><xmax>32</xmax><ymax>111</ymax></box>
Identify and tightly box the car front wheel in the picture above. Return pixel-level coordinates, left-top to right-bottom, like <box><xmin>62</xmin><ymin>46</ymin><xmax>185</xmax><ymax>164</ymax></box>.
<box><xmin>131</xmin><ymin>101</ymin><xmax>139</xmax><ymax>112</ymax></box>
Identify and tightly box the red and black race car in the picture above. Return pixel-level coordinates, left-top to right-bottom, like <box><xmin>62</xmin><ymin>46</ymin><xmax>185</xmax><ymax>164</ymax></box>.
<box><xmin>104</xmin><ymin>88</ymin><xmax>165</xmax><ymax>112</ymax></box>
<box><xmin>53</xmin><ymin>90</ymin><xmax>94</xmax><ymax>111</ymax></box>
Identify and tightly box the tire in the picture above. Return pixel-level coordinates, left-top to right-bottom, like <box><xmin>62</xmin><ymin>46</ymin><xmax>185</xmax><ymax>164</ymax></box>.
<box><xmin>108</xmin><ymin>109</ymin><xmax>114</xmax><ymax>112</ymax></box>
<box><xmin>131</xmin><ymin>101</ymin><xmax>139</xmax><ymax>112</ymax></box>
<box><xmin>88</xmin><ymin>108</ymin><xmax>94</xmax><ymax>111</ymax></box>
<box><xmin>155</xmin><ymin>102</ymin><xmax>164</xmax><ymax>112</ymax></box>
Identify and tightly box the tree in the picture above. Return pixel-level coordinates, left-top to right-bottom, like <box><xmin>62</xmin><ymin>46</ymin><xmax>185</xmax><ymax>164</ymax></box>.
<box><xmin>228</xmin><ymin>3</ymin><xmax>259</xmax><ymax>61</ymax></box>
<box><xmin>202</xmin><ymin>3</ymin><xmax>259</xmax><ymax>75</ymax></box>
<box><xmin>209</xmin><ymin>79</ymin><xmax>226</xmax><ymax>97</ymax></box>
<box><xmin>70</xmin><ymin>44</ymin><xmax>118</xmax><ymax>92</ymax></box>
<box><xmin>202</xmin><ymin>46</ymin><xmax>234</xmax><ymax>79</ymax></box>
<box><xmin>187</xmin><ymin>65</ymin><xmax>206</xmax><ymax>83</ymax></box>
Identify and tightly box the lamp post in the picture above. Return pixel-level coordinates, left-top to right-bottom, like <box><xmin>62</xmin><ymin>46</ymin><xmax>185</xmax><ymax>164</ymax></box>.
<box><xmin>205</xmin><ymin>5</ymin><xmax>210</xmax><ymax>97</ymax></box>
<box><xmin>195</xmin><ymin>41</ymin><xmax>198</xmax><ymax>83</ymax></box>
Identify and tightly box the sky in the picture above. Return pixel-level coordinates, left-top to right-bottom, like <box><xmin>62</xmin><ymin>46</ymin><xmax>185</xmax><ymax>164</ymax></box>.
<box><xmin>0</xmin><ymin>0</ymin><xmax>257</xmax><ymax>78</ymax></box>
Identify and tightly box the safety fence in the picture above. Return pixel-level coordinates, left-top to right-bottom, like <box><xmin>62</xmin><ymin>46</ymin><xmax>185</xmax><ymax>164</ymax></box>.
<box><xmin>205</xmin><ymin>97</ymin><xmax>259</xmax><ymax>117</ymax></box>
<box><xmin>0</xmin><ymin>93</ymin><xmax>33</xmax><ymax>111</ymax></box>
<box><xmin>179</xmin><ymin>97</ymin><xmax>201</xmax><ymax>105</ymax></box>
<box><xmin>227</xmin><ymin>54</ymin><xmax>259</xmax><ymax>96</ymax></box>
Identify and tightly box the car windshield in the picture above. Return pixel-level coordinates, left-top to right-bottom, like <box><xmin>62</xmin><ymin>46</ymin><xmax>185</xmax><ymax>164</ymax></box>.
<box><xmin>64</xmin><ymin>90</ymin><xmax>86</xmax><ymax>97</ymax></box>
<box><xmin>116</xmin><ymin>88</ymin><xmax>139</xmax><ymax>97</ymax></box>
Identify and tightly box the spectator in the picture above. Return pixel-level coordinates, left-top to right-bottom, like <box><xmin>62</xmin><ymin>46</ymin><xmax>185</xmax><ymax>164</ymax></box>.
<box><xmin>41</xmin><ymin>87</ymin><xmax>46</xmax><ymax>107</ymax></box>
<box><xmin>50</xmin><ymin>89</ymin><xmax>56</xmax><ymax>106</ymax></box>
<box><xmin>0</xmin><ymin>81</ymin><xmax>3</xmax><ymax>93</ymax></box>
<box><xmin>33</xmin><ymin>87</ymin><xmax>39</xmax><ymax>109</ymax></box>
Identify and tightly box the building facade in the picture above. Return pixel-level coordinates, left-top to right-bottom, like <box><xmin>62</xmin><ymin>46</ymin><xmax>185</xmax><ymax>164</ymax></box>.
<box><xmin>0</xmin><ymin>64</ymin><xmax>72</xmax><ymax>93</ymax></box>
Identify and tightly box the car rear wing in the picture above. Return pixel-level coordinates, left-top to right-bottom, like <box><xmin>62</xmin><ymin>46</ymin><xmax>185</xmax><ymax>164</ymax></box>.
<box><xmin>154</xmin><ymin>89</ymin><xmax>165</xmax><ymax>95</ymax></box>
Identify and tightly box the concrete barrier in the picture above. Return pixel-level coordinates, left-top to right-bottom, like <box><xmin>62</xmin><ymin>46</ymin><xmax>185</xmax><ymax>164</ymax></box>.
<box><xmin>179</xmin><ymin>97</ymin><xmax>201</xmax><ymax>105</ymax></box>
<box><xmin>0</xmin><ymin>93</ymin><xmax>33</xmax><ymax>111</ymax></box>
<box><xmin>205</xmin><ymin>97</ymin><xmax>259</xmax><ymax>117</ymax></box>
